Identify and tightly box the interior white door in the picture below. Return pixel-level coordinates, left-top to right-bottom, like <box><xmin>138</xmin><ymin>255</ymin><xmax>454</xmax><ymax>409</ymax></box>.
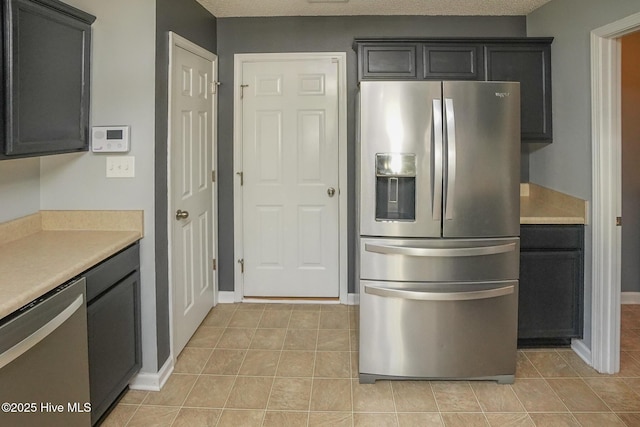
<box><xmin>170</xmin><ymin>40</ymin><xmax>216</xmax><ymax>355</ymax></box>
<box><xmin>241</xmin><ymin>58</ymin><xmax>340</xmax><ymax>297</ymax></box>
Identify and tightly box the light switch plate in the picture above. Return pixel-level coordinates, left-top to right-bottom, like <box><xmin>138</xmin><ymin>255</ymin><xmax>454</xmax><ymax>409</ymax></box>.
<box><xmin>106</xmin><ymin>156</ymin><xmax>135</xmax><ymax>178</ymax></box>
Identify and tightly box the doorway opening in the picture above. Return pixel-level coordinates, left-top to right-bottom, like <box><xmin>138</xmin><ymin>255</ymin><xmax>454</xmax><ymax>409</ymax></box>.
<box><xmin>590</xmin><ymin>12</ymin><xmax>640</xmax><ymax>374</ymax></box>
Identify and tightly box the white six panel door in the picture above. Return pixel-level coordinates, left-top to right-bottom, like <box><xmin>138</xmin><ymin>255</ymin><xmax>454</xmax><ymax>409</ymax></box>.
<box><xmin>171</xmin><ymin>44</ymin><xmax>215</xmax><ymax>354</ymax></box>
<box><xmin>242</xmin><ymin>58</ymin><xmax>340</xmax><ymax>297</ymax></box>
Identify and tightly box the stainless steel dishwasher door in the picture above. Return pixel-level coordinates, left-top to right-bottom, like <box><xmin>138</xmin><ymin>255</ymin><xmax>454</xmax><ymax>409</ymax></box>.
<box><xmin>359</xmin><ymin>279</ymin><xmax>518</xmax><ymax>384</ymax></box>
<box><xmin>0</xmin><ymin>278</ymin><xmax>91</xmax><ymax>427</ymax></box>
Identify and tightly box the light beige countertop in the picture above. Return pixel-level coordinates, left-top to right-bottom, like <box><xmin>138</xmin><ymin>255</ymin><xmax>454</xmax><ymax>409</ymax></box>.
<box><xmin>0</xmin><ymin>211</ymin><xmax>143</xmax><ymax>319</ymax></box>
<box><xmin>520</xmin><ymin>183</ymin><xmax>587</xmax><ymax>225</ymax></box>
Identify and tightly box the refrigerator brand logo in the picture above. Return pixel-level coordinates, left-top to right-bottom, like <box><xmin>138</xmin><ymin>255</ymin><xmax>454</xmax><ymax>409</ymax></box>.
<box><xmin>495</xmin><ymin>92</ymin><xmax>511</xmax><ymax>98</ymax></box>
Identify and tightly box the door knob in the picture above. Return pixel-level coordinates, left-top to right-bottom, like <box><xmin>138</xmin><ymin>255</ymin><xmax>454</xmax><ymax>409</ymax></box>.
<box><xmin>176</xmin><ymin>209</ymin><xmax>189</xmax><ymax>220</ymax></box>
<box><xmin>327</xmin><ymin>187</ymin><xmax>336</xmax><ymax>197</ymax></box>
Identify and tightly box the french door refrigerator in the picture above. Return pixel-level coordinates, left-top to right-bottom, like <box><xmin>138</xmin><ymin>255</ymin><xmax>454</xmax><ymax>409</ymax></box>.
<box><xmin>358</xmin><ymin>80</ymin><xmax>520</xmax><ymax>384</ymax></box>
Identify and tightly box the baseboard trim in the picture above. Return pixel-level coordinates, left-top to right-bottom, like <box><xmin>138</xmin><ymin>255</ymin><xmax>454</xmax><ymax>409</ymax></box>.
<box><xmin>129</xmin><ymin>356</ymin><xmax>174</xmax><ymax>391</ymax></box>
<box><xmin>218</xmin><ymin>291</ymin><xmax>359</xmax><ymax>305</ymax></box>
<box><xmin>571</xmin><ymin>338</ymin><xmax>592</xmax><ymax>367</ymax></box>
<box><xmin>621</xmin><ymin>292</ymin><xmax>640</xmax><ymax>304</ymax></box>
<box><xmin>218</xmin><ymin>291</ymin><xmax>236</xmax><ymax>304</ymax></box>
<box><xmin>347</xmin><ymin>293</ymin><xmax>358</xmax><ymax>305</ymax></box>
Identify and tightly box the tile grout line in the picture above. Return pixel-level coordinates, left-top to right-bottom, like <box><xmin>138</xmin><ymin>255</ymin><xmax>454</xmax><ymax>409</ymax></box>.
<box><xmin>556</xmin><ymin>349</ymin><xmax>617</xmax><ymax>418</ymax></box>
<box><xmin>548</xmin><ymin>348</ymin><xmax>603</xmax><ymax>425</ymax></box>
<box><xmin>535</xmin><ymin>349</ymin><xmax>600</xmax><ymax>425</ymax></box>
<box><xmin>215</xmin><ymin>306</ymin><xmax>261</xmax><ymax>425</ymax></box>
<box><xmin>427</xmin><ymin>381</ymin><xmax>445</xmax><ymax>424</ymax></box>
<box><xmin>467</xmin><ymin>381</ymin><xmax>493</xmax><ymax>426</ymax></box>
<box><xmin>512</xmin><ymin>351</ymin><xmax>548</xmax><ymax>424</ymax></box>
<box><xmin>505</xmin><ymin>381</ymin><xmax>534</xmax><ymax>425</ymax></box>
<box><xmin>114</xmin><ymin>305</ymin><xmax>640</xmax><ymax>426</ymax></box>
<box><xmin>260</xmin><ymin>307</ymin><xmax>292</xmax><ymax>427</ymax></box>
<box><xmin>169</xmin><ymin>323</ymin><xmax>225</xmax><ymax>422</ymax></box>
<box><xmin>122</xmin><ymin>400</ymin><xmax>142</xmax><ymax>427</ymax></box>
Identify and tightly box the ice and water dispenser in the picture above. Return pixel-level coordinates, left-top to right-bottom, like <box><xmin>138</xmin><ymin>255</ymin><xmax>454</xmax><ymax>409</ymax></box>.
<box><xmin>375</xmin><ymin>153</ymin><xmax>416</xmax><ymax>221</ymax></box>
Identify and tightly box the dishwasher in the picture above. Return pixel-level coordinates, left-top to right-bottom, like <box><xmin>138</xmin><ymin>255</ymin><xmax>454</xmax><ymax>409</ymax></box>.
<box><xmin>0</xmin><ymin>278</ymin><xmax>91</xmax><ymax>427</ymax></box>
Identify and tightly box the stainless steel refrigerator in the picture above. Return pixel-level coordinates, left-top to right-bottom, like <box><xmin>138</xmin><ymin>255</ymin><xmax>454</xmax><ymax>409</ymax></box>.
<box><xmin>358</xmin><ymin>80</ymin><xmax>521</xmax><ymax>384</ymax></box>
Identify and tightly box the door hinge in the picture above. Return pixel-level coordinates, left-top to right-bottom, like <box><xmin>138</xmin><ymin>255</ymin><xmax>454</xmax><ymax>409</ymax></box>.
<box><xmin>212</xmin><ymin>170</ymin><xmax>216</xmax><ymax>182</ymax></box>
<box><xmin>210</xmin><ymin>81</ymin><xmax>220</xmax><ymax>94</ymax></box>
<box><xmin>236</xmin><ymin>171</ymin><xmax>244</xmax><ymax>186</ymax></box>
<box><xmin>240</xmin><ymin>84</ymin><xmax>249</xmax><ymax>99</ymax></box>
<box><xmin>238</xmin><ymin>259</ymin><xmax>244</xmax><ymax>273</ymax></box>
<box><xmin>212</xmin><ymin>258</ymin><xmax>217</xmax><ymax>270</ymax></box>
<box><xmin>617</xmin><ymin>216</ymin><xmax>622</xmax><ymax>226</ymax></box>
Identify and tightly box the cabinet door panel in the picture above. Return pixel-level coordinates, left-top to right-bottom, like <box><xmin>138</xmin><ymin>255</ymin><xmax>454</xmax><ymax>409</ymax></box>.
<box><xmin>85</xmin><ymin>244</ymin><xmax>139</xmax><ymax>301</ymax></box>
<box><xmin>520</xmin><ymin>225</ymin><xmax>583</xmax><ymax>250</ymax></box>
<box><xmin>423</xmin><ymin>45</ymin><xmax>483</xmax><ymax>80</ymax></box>
<box><xmin>486</xmin><ymin>44</ymin><xmax>552</xmax><ymax>141</ymax></box>
<box><xmin>359</xmin><ymin>44</ymin><xmax>418</xmax><ymax>79</ymax></box>
<box><xmin>87</xmin><ymin>272</ymin><xmax>141</xmax><ymax>425</ymax></box>
<box><xmin>2</xmin><ymin>0</ymin><xmax>94</xmax><ymax>158</ymax></box>
<box><xmin>518</xmin><ymin>251</ymin><xmax>582</xmax><ymax>340</ymax></box>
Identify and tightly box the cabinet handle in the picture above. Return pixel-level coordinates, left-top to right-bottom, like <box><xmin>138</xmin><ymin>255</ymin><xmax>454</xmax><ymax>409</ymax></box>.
<box><xmin>364</xmin><ymin>284</ymin><xmax>514</xmax><ymax>301</ymax></box>
<box><xmin>364</xmin><ymin>242</ymin><xmax>516</xmax><ymax>257</ymax></box>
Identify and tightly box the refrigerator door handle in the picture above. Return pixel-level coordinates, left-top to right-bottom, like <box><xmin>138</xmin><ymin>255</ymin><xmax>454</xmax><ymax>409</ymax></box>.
<box><xmin>364</xmin><ymin>242</ymin><xmax>517</xmax><ymax>257</ymax></box>
<box><xmin>364</xmin><ymin>284</ymin><xmax>515</xmax><ymax>301</ymax></box>
<box><xmin>432</xmin><ymin>99</ymin><xmax>443</xmax><ymax>221</ymax></box>
<box><xmin>444</xmin><ymin>98</ymin><xmax>457</xmax><ymax>220</ymax></box>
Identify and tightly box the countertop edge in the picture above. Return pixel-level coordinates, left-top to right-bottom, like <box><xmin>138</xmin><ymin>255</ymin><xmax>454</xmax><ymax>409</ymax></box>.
<box><xmin>520</xmin><ymin>183</ymin><xmax>587</xmax><ymax>225</ymax></box>
<box><xmin>0</xmin><ymin>210</ymin><xmax>144</xmax><ymax>320</ymax></box>
<box><xmin>0</xmin><ymin>231</ymin><xmax>141</xmax><ymax>319</ymax></box>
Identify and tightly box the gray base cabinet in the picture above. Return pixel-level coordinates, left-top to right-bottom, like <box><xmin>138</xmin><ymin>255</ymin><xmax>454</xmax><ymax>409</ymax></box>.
<box><xmin>354</xmin><ymin>38</ymin><xmax>553</xmax><ymax>142</ymax></box>
<box><xmin>518</xmin><ymin>225</ymin><xmax>584</xmax><ymax>347</ymax></box>
<box><xmin>84</xmin><ymin>243</ymin><xmax>141</xmax><ymax>425</ymax></box>
<box><xmin>1</xmin><ymin>0</ymin><xmax>95</xmax><ymax>159</ymax></box>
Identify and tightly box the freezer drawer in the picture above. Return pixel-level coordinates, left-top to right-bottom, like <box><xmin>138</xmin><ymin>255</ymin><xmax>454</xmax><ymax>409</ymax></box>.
<box><xmin>360</xmin><ymin>237</ymin><xmax>519</xmax><ymax>282</ymax></box>
<box><xmin>359</xmin><ymin>279</ymin><xmax>518</xmax><ymax>383</ymax></box>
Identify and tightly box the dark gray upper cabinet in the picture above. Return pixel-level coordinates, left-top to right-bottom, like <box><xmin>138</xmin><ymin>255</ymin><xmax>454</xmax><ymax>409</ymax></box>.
<box><xmin>1</xmin><ymin>0</ymin><xmax>95</xmax><ymax>159</ymax></box>
<box><xmin>359</xmin><ymin>44</ymin><xmax>419</xmax><ymax>80</ymax></box>
<box><xmin>485</xmin><ymin>43</ymin><xmax>552</xmax><ymax>142</ymax></box>
<box><xmin>354</xmin><ymin>38</ymin><xmax>554</xmax><ymax>142</ymax></box>
<box><xmin>422</xmin><ymin>44</ymin><xmax>484</xmax><ymax>80</ymax></box>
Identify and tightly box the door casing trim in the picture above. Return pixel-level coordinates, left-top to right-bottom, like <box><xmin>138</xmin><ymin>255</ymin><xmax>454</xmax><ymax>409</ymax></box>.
<box><xmin>167</xmin><ymin>31</ymin><xmax>218</xmax><ymax>363</ymax></box>
<box><xmin>588</xmin><ymin>11</ymin><xmax>640</xmax><ymax>373</ymax></box>
<box><xmin>233</xmin><ymin>52</ymin><xmax>348</xmax><ymax>303</ymax></box>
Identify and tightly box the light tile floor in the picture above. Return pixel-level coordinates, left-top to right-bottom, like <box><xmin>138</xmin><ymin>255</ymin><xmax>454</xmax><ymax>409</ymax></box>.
<box><xmin>102</xmin><ymin>303</ymin><xmax>640</xmax><ymax>427</ymax></box>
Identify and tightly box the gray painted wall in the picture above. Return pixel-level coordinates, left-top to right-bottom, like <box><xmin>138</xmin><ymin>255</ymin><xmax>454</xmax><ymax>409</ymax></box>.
<box><xmin>527</xmin><ymin>0</ymin><xmax>640</xmax><ymax>348</ymax></box>
<box><xmin>622</xmin><ymin>32</ymin><xmax>640</xmax><ymax>293</ymax></box>
<box><xmin>155</xmin><ymin>0</ymin><xmax>217</xmax><ymax>370</ymax></box>
<box><xmin>42</xmin><ymin>0</ymin><xmax>160</xmax><ymax>373</ymax></box>
<box><xmin>0</xmin><ymin>0</ymin><xmax>217</xmax><ymax>376</ymax></box>
<box><xmin>0</xmin><ymin>158</ymin><xmax>40</xmax><ymax>223</ymax></box>
<box><xmin>216</xmin><ymin>16</ymin><xmax>527</xmax><ymax>293</ymax></box>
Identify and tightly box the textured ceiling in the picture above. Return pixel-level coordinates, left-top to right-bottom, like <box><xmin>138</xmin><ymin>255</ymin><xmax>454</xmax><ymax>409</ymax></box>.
<box><xmin>196</xmin><ymin>0</ymin><xmax>553</xmax><ymax>18</ymax></box>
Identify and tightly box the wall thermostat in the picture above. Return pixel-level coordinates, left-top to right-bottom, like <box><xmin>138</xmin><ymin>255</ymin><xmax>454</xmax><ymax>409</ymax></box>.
<box><xmin>92</xmin><ymin>126</ymin><xmax>130</xmax><ymax>153</ymax></box>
